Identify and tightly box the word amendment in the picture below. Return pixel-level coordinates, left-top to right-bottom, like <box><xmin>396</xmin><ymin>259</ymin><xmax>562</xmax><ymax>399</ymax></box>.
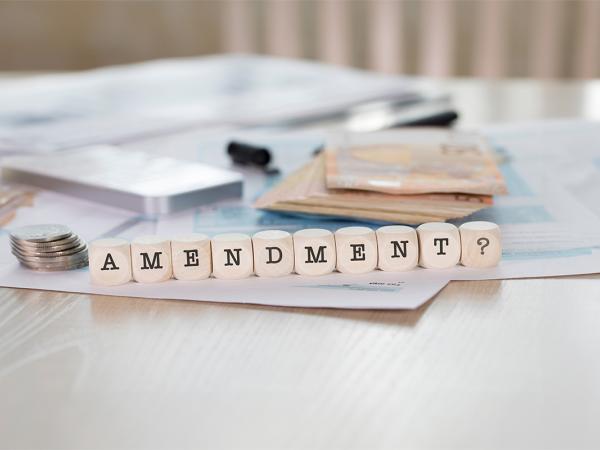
<box><xmin>89</xmin><ymin>221</ymin><xmax>501</xmax><ymax>286</ymax></box>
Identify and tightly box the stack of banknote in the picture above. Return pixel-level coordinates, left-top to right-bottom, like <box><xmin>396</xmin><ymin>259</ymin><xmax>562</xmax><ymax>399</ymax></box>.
<box><xmin>0</xmin><ymin>185</ymin><xmax>35</xmax><ymax>225</ymax></box>
<box><xmin>255</xmin><ymin>129</ymin><xmax>507</xmax><ymax>224</ymax></box>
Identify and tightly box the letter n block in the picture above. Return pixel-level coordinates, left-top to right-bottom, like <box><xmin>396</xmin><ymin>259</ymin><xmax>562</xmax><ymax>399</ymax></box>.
<box><xmin>211</xmin><ymin>233</ymin><xmax>253</xmax><ymax>279</ymax></box>
<box><xmin>376</xmin><ymin>225</ymin><xmax>419</xmax><ymax>272</ymax></box>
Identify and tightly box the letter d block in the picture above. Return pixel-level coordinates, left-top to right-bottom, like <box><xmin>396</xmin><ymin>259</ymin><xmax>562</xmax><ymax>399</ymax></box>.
<box><xmin>89</xmin><ymin>238</ymin><xmax>132</xmax><ymax>286</ymax></box>
<box><xmin>334</xmin><ymin>226</ymin><xmax>377</xmax><ymax>274</ymax></box>
<box><xmin>131</xmin><ymin>236</ymin><xmax>173</xmax><ymax>283</ymax></box>
<box><xmin>293</xmin><ymin>228</ymin><xmax>336</xmax><ymax>276</ymax></box>
<box><xmin>211</xmin><ymin>233</ymin><xmax>253</xmax><ymax>279</ymax></box>
<box><xmin>252</xmin><ymin>230</ymin><xmax>294</xmax><ymax>277</ymax></box>
<box><xmin>417</xmin><ymin>222</ymin><xmax>461</xmax><ymax>269</ymax></box>
<box><xmin>459</xmin><ymin>221</ymin><xmax>501</xmax><ymax>268</ymax></box>
<box><xmin>171</xmin><ymin>233</ymin><xmax>212</xmax><ymax>280</ymax></box>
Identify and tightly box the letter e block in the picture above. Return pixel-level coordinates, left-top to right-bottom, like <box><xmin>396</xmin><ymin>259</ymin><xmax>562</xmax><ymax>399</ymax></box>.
<box><xmin>293</xmin><ymin>228</ymin><xmax>336</xmax><ymax>276</ymax></box>
<box><xmin>334</xmin><ymin>226</ymin><xmax>377</xmax><ymax>274</ymax></box>
<box><xmin>171</xmin><ymin>233</ymin><xmax>212</xmax><ymax>281</ymax></box>
<box><xmin>376</xmin><ymin>225</ymin><xmax>419</xmax><ymax>271</ymax></box>
<box><xmin>459</xmin><ymin>221</ymin><xmax>501</xmax><ymax>268</ymax></box>
<box><xmin>211</xmin><ymin>233</ymin><xmax>253</xmax><ymax>279</ymax></box>
<box><xmin>89</xmin><ymin>238</ymin><xmax>132</xmax><ymax>286</ymax></box>
<box><xmin>417</xmin><ymin>222</ymin><xmax>461</xmax><ymax>269</ymax></box>
<box><xmin>131</xmin><ymin>235</ymin><xmax>173</xmax><ymax>283</ymax></box>
<box><xmin>252</xmin><ymin>230</ymin><xmax>294</xmax><ymax>277</ymax></box>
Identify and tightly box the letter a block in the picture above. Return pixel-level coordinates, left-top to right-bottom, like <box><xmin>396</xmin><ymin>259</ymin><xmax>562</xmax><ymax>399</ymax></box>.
<box><xmin>211</xmin><ymin>233</ymin><xmax>253</xmax><ymax>279</ymax></box>
<box><xmin>376</xmin><ymin>225</ymin><xmax>418</xmax><ymax>272</ymax></box>
<box><xmin>293</xmin><ymin>228</ymin><xmax>336</xmax><ymax>276</ymax></box>
<box><xmin>459</xmin><ymin>221</ymin><xmax>502</xmax><ymax>268</ymax></box>
<box><xmin>171</xmin><ymin>233</ymin><xmax>212</xmax><ymax>281</ymax></box>
<box><xmin>417</xmin><ymin>222</ymin><xmax>461</xmax><ymax>269</ymax></box>
<box><xmin>131</xmin><ymin>236</ymin><xmax>173</xmax><ymax>283</ymax></box>
<box><xmin>334</xmin><ymin>226</ymin><xmax>377</xmax><ymax>274</ymax></box>
<box><xmin>252</xmin><ymin>230</ymin><xmax>294</xmax><ymax>277</ymax></box>
<box><xmin>89</xmin><ymin>238</ymin><xmax>132</xmax><ymax>286</ymax></box>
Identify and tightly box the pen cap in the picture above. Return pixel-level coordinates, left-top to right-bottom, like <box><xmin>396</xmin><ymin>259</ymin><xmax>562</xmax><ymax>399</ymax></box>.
<box><xmin>227</xmin><ymin>141</ymin><xmax>272</xmax><ymax>166</ymax></box>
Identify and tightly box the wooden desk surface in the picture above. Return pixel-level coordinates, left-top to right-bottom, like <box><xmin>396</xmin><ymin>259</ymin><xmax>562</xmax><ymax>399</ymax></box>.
<box><xmin>1</xmin><ymin>77</ymin><xmax>600</xmax><ymax>450</ymax></box>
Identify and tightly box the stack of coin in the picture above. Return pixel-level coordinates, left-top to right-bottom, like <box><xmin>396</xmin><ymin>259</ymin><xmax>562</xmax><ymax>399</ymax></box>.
<box><xmin>10</xmin><ymin>224</ymin><xmax>88</xmax><ymax>271</ymax></box>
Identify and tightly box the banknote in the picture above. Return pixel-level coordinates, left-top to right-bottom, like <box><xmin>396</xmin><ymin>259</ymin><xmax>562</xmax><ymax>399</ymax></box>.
<box><xmin>0</xmin><ymin>185</ymin><xmax>35</xmax><ymax>225</ymax></box>
<box><xmin>325</xmin><ymin>129</ymin><xmax>507</xmax><ymax>195</ymax></box>
<box><xmin>255</xmin><ymin>154</ymin><xmax>493</xmax><ymax>224</ymax></box>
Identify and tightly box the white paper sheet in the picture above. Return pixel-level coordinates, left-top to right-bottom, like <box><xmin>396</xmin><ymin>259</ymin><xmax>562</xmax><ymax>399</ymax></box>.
<box><xmin>0</xmin><ymin>55</ymin><xmax>422</xmax><ymax>153</ymax></box>
<box><xmin>153</xmin><ymin>121</ymin><xmax>600</xmax><ymax>284</ymax></box>
<box><xmin>0</xmin><ymin>255</ymin><xmax>450</xmax><ymax>309</ymax></box>
<box><xmin>1</xmin><ymin>120</ymin><xmax>600</xmax><ymax>310</ymax></box>
<box><xmin>0</xmin><ymin>190</ymin><xmax>450</xmax><ymax>309</ymax></box>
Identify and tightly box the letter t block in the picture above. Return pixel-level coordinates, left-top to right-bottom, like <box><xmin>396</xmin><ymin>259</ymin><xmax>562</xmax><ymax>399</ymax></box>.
<box><xmin>417</xmin><ymin>222</ymin><xmax>461</xmax><ymax>269</ymax></box>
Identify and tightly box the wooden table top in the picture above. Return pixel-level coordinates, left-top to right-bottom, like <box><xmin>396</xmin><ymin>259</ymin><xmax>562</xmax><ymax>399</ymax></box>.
<box><xmin>1</xmin><ymin>76</ymin><xmax>600</xmax><ymax>450</ymax></box>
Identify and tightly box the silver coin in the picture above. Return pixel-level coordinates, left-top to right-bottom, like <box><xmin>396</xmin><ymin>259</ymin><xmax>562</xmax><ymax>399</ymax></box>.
<box><xmin>13</xmin><ymin>250</ymin><xmax>88</xmax><ymax>266</ymax></box>
<box><xmin>20</xmin><ymin>259</ymin><xmax>89</xmax><ymax>272</ymax></box>
<box><xmin>10</xmin><ymin>236</ymin><xmax>85</xmax><ymax>253</ymax></box>
<box><xmin>12</xmin><ymin>242</ymin><xmax>87</xmax><ymax>258</ymax></box>
<box><xmin>10</xmin><ymin>224</ymin><xmax>73</xmax><ymax>243</ymax></box>
<box><xmin>10</xmin><ymin>233</ymin><xmax>78</xmax><ymax>249</ymax></box>
<box><xmin>13</xmin><ymin>249</ymin><xmax>88</xmax><ymax>264</ymax></box>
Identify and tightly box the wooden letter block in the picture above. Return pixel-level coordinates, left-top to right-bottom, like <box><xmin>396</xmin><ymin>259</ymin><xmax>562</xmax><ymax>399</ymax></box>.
<box><xmin>334</xmin><ymin>226</ymin><xmax>377</xmax><ymax>274</ymax></box>
<box><xmin>293</xmin><ymin>228</ymin><xmax>336</xmax><ymax>276</ymax></box>
<box><xmin>171</xmin><ymin>233</ymin><xmax>212</xmax><ymax>281</ymax></box>
<box><xmin>131</xmin><ymin>236</ymin><xmax>173</xmax><ymax>283</ymax></box>
<box><xmin>211</xmin><ymin>233</ymin><xmax>253</xmax><ymax>279</ymax></box>
<box><xmin>252</xmin><ymin>230</ymin><xmax>294</xmax><ymax>277</ymax></box>
<box><xmin>417</xmin><ymin>222</ymin><xmax>461</xmax><ymax>269</ymax></box>
<box><xmin>89</xmin><ymin>238</ymin><xmax>132</xmax><ymax>286</ymax></box>
<box><xmin>376</xmin><ymin>225</ymin><xmax>419</xmax><ymax>272</ymax></box>
<box><xmin>459</xmin><ymin>221</ymin><xmax>502</xmax><ymax>268</ymax></box>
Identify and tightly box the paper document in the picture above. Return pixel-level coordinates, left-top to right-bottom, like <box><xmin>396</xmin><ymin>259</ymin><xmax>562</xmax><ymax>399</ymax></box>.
<box><xmin>0</xmin><ymin>55</ymin><xmax>424</xmax><ymax>153</ymax></box>
<box><xmin>0</xmin><ymin>121</ymin><xmax>599</xmax><ymax>309</ymax></box>
<box><xmin>0</xmin><ymin>191</ymin><xmax>450</xmax><ymax>309</ymax></box>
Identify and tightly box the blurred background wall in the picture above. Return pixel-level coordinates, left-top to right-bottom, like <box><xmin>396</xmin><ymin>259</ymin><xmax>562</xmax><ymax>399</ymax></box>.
<box><xmin>1</xmin><ymin>0</ymin><xmax>599</xmax><ymax>78</ymax></box>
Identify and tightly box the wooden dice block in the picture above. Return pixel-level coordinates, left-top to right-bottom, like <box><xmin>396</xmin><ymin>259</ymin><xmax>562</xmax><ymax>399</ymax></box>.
<box><xmin>211</xmin><ymin>233</ymin><xmax>254</xmax><ymax>279</ymax></box>
<box><xmin>334</xmin><ymin>226</ymin><xmax>377</xmax><ymax>274</ymax></box>
<box><xmin>376</xmin><ymin>225</ymin><xmax>419</xmax><ymax>272</ymax></box>
<box><xmin>459</xmin><ymin>221</ymin><xmax>502</xmax><ymax>268</ymax></box>
<box><xmin>171</xmin><ymin>233</ymin><xmax>212</xmax><ymax>281</ymax></box>
<box><xmin>252</xmin><ymin>230</ymin><xmax>294</xmax><ymax>277</ymax></box>
<box><xmin>89</xmin><ymin>238</ymin><xmax>132</xmax><ymax>286</ymax></box>
<box><xmin>417</xmin><ymin>222</ymin><xmax>461</xmax><ymax>269</ymax></box>
<box><xmin>293</xmin><ymin>228</ymin><xmax>336</xmax><ymax>276</ymax></box>
<box><xmin>131</xmin><ymin>236</ymin><xmax>173</xmax><ymax>282</ymax></box>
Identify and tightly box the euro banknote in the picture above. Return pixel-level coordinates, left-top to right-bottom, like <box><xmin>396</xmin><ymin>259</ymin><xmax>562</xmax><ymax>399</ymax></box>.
<box><xmin>255</xmin><ymin>154</ymin><xmax>493</xmax><ymax>224</ymax></box>
<box><xmin>325</xmin><ymin>129</ymin><xmax>507</xmax><ymax>196</ymax></box>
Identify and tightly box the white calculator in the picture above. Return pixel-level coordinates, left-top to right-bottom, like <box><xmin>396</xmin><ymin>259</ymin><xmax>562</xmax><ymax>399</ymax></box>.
<box><xmin>1</xmin><ymin>146</ymin><xmax>243</xmax><ymax>215</ymax></box>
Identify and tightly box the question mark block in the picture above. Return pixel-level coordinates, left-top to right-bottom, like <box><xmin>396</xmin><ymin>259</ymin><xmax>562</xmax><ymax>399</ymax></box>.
<box><xmin>459</xmin><ymin>221</ymin><xmax>502</xmax><ymax>268</ymax></box>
